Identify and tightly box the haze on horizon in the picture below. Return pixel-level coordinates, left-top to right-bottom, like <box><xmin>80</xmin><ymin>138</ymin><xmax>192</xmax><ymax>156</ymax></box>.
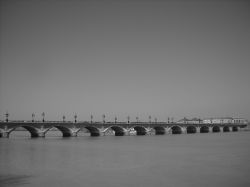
<box><xmin>0</xmin><ymin>0</ymin><xmax>250</xmax><ymax>122</ymax></box>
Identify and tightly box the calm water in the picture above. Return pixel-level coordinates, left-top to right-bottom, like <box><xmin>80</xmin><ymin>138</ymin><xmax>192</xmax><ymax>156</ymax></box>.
<box><xmin>1</xmin><ymin>131</ymin><xmax>250</xmax><ymax>187</ymax></box>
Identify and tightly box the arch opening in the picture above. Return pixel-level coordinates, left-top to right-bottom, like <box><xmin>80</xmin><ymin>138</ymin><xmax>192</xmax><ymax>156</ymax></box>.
<box><xmin>154</xmin><ymin>126</ymin><xmax>165</xmax><ymax>135</ymax></box>
<box><xmin>186</xmin><ymin>126</ymin><xmax>197</xmax><ymax>134</ymax></box>
<box><xmin>223</xmin><ymin>126</ymin><xmax>230</xmax><ymax>132</ymax></box>
<box><xmin>232</xmin><ymin>126</ymin><xmax>238</xmax><ymax>132</ymax></box>
<box><xmin>9</xmin><ymin>126</ymin><xmax>39</xmax><ymax>138</ymax></box>
<box><xmin>110</xmin><ymin>126</ymin><xmax>125</xmax><ymax>136</ymax></box>
<box><xmin>200</xmin><ymin>126</ymin><xmax>209</xmax><ymax>133</ymax></box>
<box><xmin>77</xmin><ymin>127</ymin><xmax>90</xmax><ymax>137</ymax></box>
<box><xmin>85</xmin><ymin>126</ymin><xmax>100</xmax><ymax>136</ymax></box>
<box><xmin>134</xmin><ymin>126</ymin><xmax>147</xmax><ymax>135</ymax></box>
<box><xmin>53</xmin><ymin>126</ymin><xmax>72</xmax><ymax>137</ymax></box>
<box><xmin>171</xmin><ymin>126</ymin><xmax>182</xmax><ymax>134</ymax></box>
<box><xmin>212</xmin><ymin>126</ymin><xmax>220</xmax><ymax>133</ymax></box>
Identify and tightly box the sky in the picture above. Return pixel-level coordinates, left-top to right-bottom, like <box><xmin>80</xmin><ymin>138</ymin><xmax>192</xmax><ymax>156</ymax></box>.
<box><xmin>0</xmin><ymin>0</ymin><xmax>250</xmax><ymax>122</ymax></box>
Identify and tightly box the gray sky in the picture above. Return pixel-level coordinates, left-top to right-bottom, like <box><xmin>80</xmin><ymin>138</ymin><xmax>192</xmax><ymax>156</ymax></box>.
<box><xmin>1</xmin><ymin>0</ymin><xmax>250</xmax><ymax>122</ymax></box>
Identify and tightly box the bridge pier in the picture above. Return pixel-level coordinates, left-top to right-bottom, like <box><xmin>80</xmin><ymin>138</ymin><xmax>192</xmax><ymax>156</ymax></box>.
<box><xmin>99</xmin><ymin>127</ymin><xmax>107</xmax><ymax>136</ymax></box>
<box><xmin>124</xmin><ymin>128</ymin><xmax>130</xmax><ymax>136</ymax></box>
<box><xmin>146</xmin><ymin>127</ymin><xmax>153</xmax><ymax>135</ymax></box>
<box><xmin>69</xmin><ymin>128</ymin><xmax>81</xmax><ymax>137</ymax></box>
<box><xmin>209</xmin><ymin>127</ymin><xmax>213</xmax><ymax>133</ymax></box>
<box><xmin>196</xmin><ymin>127</ymin><xmax>200</xmax><ymax>133</ymax></box>
<box><xmin>165</xmin><ymin>127</ymin><xmax>171</xmax><ymax>134</ymax></box>
<box><xmin>70</xmin><ymin>132</ymin><xmax>78</xmax><ymax>137</ymax></box>
<box><xmin>181</xmin><ymin>127</ymin><xmax>187</xmax><ymax>134</ymax></box>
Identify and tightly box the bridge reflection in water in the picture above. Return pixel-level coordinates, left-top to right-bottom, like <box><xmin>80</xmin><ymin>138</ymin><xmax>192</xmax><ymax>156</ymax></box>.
<box><xmin>0</xmin><ymin>121</ymin><xmax>246</xmax><ymax>138</ymax></box>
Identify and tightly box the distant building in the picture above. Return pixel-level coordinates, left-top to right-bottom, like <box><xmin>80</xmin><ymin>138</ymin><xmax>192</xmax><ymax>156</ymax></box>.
<box><xmin>176</xmin><ymin>117</ymin><xmax>202</xmax><ymax>124</ymax></box>
<box><xmin>202</xmin><ymin>117</ymin><xmax>248</xmax><ymax>124</ymax></box>
<box><xmin>203</xmin><ymin>117</ymin><xmax>233</xmax><ymax>124</ymax></box>
<box><xmin>232</xmin><ymin>118</ymin><xmax>248</xmax><ymax>124</ymax></box>
<box><xmin>202</xmin><ymin>118</ymin><xmax>212</xmax><ymax>124</ymax></box>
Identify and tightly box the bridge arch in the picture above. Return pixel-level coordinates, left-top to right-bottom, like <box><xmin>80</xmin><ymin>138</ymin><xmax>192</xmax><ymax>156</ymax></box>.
<box><xmin>108</xmin><ymin>126</ymin><xmax>125</xmax><ymax>136</ymax></box>
<box><xmin>133</xmin><ymin>126</ymin><xmax>147</xmax><ymax>135</ymax></box>
<box><xmin>52</xmin><ymin>126</ymin><xmax>74</xmax><ymax>137</ymax></box>
<box><xmin>186</xmin><ymin>126</ymin><xmax>197</xmax><ymax>134</ymax></box>
<box><xmin>170</xmin><ymin>125</ymin><xmax>182</xmax><ymax>134</ymax></box>
<box><xmin>200</xmin><ymin>126</ymin><xmax>209</xmax><ymax>133</ymax></box>
<box><xmin>85</xmin><ymin>126</ymin><xmax>100</xmax><ymax>136</ymax></box>
<box><xmin>232</xmin><ymin>126</ymin><xmax>238</xmax><ymax>132</ymax></box>
<box><xmin>154</xmin><ymin>126</ymin><xmax>165</xmax><ymax>135</ymax></box>
<box><xmin>212</xmin><ymin>126</ymin><xmax>220</xmax><ymax>133</ymax></box>
<box><xmin>223</xmin><ymin>126</ymin><xmax>230</xmax><ymax>132</ymax></box>
<box><xmin>9</xmin><ymin>126</ymin><xmax>40</xmax><ymax>138</ymax></box>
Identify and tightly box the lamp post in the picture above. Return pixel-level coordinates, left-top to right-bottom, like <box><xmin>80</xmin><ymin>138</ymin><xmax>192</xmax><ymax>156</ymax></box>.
<box><xmin>136</xmin><ymin>116</ymin><xmax>139</xmax><ymax>123</ymax></box>
<box><xmin>5</xmin><ymin>111</ymin><xmax>9</xmax><ymax>122</ymax></box>
<box><xmin>74</xmin><ymin>114</ymin><xmax>77</xmax><ymax>123</ymax></box>
<box><xmin>102</xmin><ymin>114</ymin><xmax>105</xmax><ymax>124</ymax></box>
<box><xmin>90</xmin><ymin>114</ymin><xmax>93</xmax><ymax>124</ymax></box>
<box><xmin>32</xmin><ymin>113</ymin><xmax>35</xmax><ymax>122</ymax></box>
<box><xmin>155</xmin><ymin>117</ymin><xmax>157</xmax><ymax>123</ymax></box>
<box><xmin>102</xmin><ymin>114</ymin><xmax>106</xmax><ymax>131</ymax></box>
<box><xmin>42</xmin><ymin>112</ymin><xmax>45</xmax><ymax>122</ymax></box>
<box><xmin>184</xmin><ymin>117</ymin><xmax>187</xmax><ymax>124</ymax></box>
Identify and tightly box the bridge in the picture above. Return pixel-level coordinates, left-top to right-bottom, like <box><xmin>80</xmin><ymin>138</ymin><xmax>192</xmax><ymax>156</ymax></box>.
<box><xmin>0</xmin><ymin>121</ymin><xmax>247</xmax><ymax>138</ymax></box>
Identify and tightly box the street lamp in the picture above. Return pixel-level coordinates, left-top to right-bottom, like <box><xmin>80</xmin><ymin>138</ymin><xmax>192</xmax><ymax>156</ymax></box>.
<box><xmin>90</xmin><ymin>114</ymin><xmax>93</xmax><ymax>123</ymax></box>
<box><xmin>5</xmin><ymin>111</ymin><xmax>9</xmax><ymax>122</ymax></box>
<box><xmin>32</xmin><ymin>113</ymin><xmax>35</xmax><ymax>122</ymax></box>
<box><xmin>102</xmin><ymin>114</ymin><xmax>105</xmax><ymax>124</ymax></box>
<box><xmin>127</xmin><ymin>116</ymin><xmax>130</xmax><ymax>124</ymax></box>
<box><xmin>136</xmin><ymin>116</ymin><xmax>139</xmax><ymax>123</ymax></box>
<box><xmin>42</xmin><ymin>112</ymin><xmax>45</xmax><ymax>122</ymax></box>
<box><xmin>74</xmin><ymin>113</ymin><xmax>77</xmax><ymax>123</ymax></box>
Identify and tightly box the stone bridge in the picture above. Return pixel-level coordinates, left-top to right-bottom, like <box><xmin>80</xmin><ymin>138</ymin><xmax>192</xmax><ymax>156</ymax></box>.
<box><xmin>0</xmin><ymin>121</ymin><xmax>246</xmax><ymax>138</ymax></box>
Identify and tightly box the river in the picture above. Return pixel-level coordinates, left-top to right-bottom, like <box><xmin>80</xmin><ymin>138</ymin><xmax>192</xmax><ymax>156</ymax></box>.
<box><xmin>1</xmin><ymin>131</ymin><xmax>250</xmax><ymax>187</ymax></box>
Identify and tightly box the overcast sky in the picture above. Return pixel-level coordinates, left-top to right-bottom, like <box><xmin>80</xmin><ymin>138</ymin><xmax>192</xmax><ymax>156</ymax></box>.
<box><xmin>0</xmin><ymin>0</ymin><xmax>250</xmax><ymax>122</ymax></box>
